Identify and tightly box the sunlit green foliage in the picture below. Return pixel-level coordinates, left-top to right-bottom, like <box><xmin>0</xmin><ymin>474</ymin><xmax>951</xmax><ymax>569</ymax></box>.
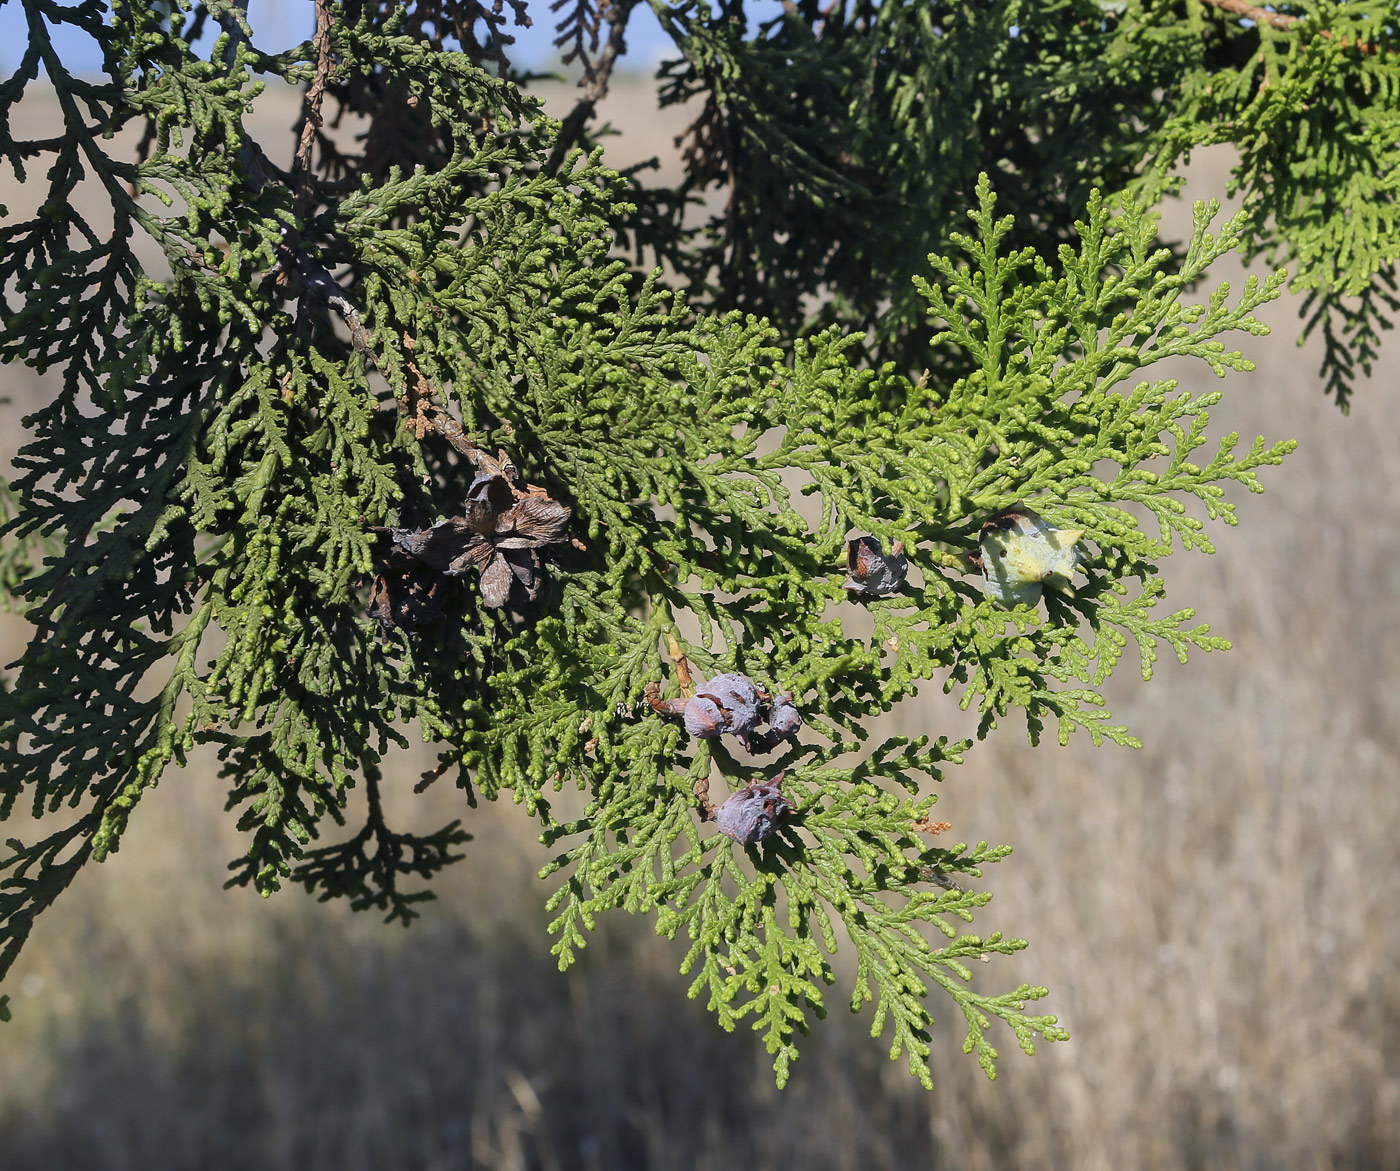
<box><xmin>3</xmin><ymin>0</ymin><xmax>1385</xmax><ymax>1087</ymax></box>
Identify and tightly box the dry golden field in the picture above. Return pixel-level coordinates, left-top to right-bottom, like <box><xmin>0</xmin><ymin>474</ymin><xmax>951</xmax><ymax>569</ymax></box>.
<box><xmin>1</xmin><ymin>76</ymin><xmax>1398</xmax><ymax>1170</ymax></box>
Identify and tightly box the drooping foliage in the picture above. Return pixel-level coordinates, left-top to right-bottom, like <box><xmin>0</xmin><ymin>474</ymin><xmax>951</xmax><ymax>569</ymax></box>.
<box><xmin>1</xmin><ymin>0</ymin><xmax>1386</xmax><ymax>1082</ymax></box>
<box><xmin>637</xmin><ymin>0</ymin><xmax>1400</xmax><ymax>410</ymax></box>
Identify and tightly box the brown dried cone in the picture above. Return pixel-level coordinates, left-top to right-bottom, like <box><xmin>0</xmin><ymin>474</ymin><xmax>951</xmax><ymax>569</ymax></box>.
<box><xmin>845</xmin><ymin>535</ymin><xmax>907</xmax><ymax>596</ymax></box>
<box><xmin>374</xmin><ymin>464</ymin><xmax>573</xmax><ymax>621</ymax></box>
<box><xmin>367</xmin><ymin>552</ymin><xmax>445</xmax><ymax>630</ymax></box>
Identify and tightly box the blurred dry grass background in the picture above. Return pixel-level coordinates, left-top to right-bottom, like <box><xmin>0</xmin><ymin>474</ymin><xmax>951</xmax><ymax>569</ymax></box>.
<box><xmin>1</xmin><ymin>76</ymin><xmax>1398</xmax><ymax>1170</ymax></box>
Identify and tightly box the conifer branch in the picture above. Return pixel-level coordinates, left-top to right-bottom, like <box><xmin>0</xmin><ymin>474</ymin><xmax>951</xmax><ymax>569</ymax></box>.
<box><xmin>287</xmin><ymin>242</ymin><xmax>489</xmax><ymax>461</ymax></box>
<box><xmin>0</xmin><ymin>0</ymin><xmax>1358</xmax><ymax>1091</ymax></box>
<box><xmin>10</xmin><ymin>135</ymin><xmax>75</xmax><ymax>157</ymax></box>
<box><xmin>290</xmin><ymin>244</ymin><xmax>373</xmax><ymax>355</ymax></box>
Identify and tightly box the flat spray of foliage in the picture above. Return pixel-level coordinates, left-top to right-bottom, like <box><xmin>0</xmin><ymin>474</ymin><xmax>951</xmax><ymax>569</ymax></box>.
<box><xmin>2</xmin><ymin>0</ymin><xmax>1390</xmax><ymax>1086</ymax></box>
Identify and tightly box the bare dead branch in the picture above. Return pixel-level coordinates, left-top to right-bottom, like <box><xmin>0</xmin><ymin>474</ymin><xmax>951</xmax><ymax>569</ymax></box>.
<box><xmin>292</xmin><ymin>0</ymin><xmax>338</xmax><ymax>220</ymax></box>
<box><xmin>544</xmin><ymin>0</ymin><xmax>641</xmax><ymax>175</ymax></box>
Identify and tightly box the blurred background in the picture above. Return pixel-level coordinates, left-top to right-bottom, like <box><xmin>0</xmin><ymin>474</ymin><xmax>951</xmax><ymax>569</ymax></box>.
<box><xmin>2</xmin><ymin>45</ymin><xmax>1398</xmax><ymax>1171</ymax></box>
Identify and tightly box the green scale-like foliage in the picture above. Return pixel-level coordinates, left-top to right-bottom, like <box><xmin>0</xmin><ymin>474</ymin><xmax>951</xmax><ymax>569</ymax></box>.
<box><xmin>638</xmin><ymin>0</ymin><xmax>1400</xmax><ymax>410</ymax></box>
<box><xmin>0</xmin><ymin>0</ymin><xmax>1362</xmax><ymax>1086</ymax></box>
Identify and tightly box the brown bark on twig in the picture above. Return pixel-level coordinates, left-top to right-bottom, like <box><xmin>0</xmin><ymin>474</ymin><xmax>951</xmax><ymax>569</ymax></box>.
<box><xmin>665</xmin><ymin>631</ymin><xmax>695</xmax><ymax>698</ymax></box>
<box><xmin>288</xmin><ymin>246</ymin><xmax>499</xmax><ymax>473</ymax></box>
<box><xmin>1200</xmin><ymin>0</ymin><xmax>1380</xmax><ymax>54</ymax></box>
<box><xmin>292</xmin><ymin>247</ymin><xmax>373</xmax><ymax>354</ymax></box>
<box><xmin>292</xmin><ymin>0</ymin><xmax>337</xmax><ymax>221</ymax></box>
<box><xmin>1202</xmin><ymin>0</ymin><xmax>1298</xmax><ymax>33</ymax></box>
<box><xmin>271</xmin><ymin>0</ymin><xmax>338</xmax><ymax>294</ymax></box>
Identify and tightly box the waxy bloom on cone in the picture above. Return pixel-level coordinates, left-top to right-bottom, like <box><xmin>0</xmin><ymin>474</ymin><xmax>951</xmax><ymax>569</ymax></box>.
<box><xmin>973</xmin><ymin>506</ymin><xmax>1084</xmax><ymax>607</ymax></box>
